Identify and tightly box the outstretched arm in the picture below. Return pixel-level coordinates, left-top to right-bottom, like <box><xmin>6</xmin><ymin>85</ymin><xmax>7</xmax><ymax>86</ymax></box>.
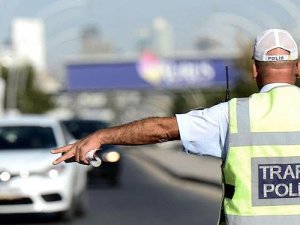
<box><xmin>51</xmin><ymin>116</ymin><xmax>179</xmax><ymax>165</ymax></box>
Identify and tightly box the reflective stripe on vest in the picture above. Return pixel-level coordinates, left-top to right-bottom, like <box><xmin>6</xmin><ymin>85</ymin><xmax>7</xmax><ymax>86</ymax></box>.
<box><xmin>222</xmin><ymin>86</ymin><xmax>300</xmax><ymax>225</ymax></box>
<box><xmin>231</xmin><ymin>99</ymin><xmax>300</xmax><ymax>146</ymax></box>
<box><xmin>227</xmin><ymin>214</ymin><xmax>300</xmax><ymax>225</ymax></box>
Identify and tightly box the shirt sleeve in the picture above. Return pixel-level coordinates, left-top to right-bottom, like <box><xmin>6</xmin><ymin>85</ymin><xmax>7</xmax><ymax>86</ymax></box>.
<box><xmin>175</xmin><ymin>102</ymin><xmax>228</xmax><ymax>158</ymax></box>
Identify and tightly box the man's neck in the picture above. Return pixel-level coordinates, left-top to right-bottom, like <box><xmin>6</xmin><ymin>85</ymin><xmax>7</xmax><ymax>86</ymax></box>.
<box><xmin>260</xmin><ymin>83</ymin><xmax>292</xmax><ymax>93</ymax></box>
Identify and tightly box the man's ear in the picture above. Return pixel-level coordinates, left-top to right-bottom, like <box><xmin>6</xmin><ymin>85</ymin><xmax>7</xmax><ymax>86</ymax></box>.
<box><xmin>295</xmin><ymin>61</ymin><xmax>300</xmax><ymax>78</ymax></box>
<box><xmin>252</xmin><ymin>63</ymin><xmax>258</xmax><ymax>80</ymax></box>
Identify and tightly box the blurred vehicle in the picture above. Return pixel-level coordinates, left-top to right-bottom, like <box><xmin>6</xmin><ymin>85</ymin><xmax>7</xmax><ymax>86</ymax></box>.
<box><xmin>61</xmin><ymin>119</ymin><xmax>122</xmax><ymax>186</ymax></box>
<box><xmin>0</xmin><ymin>115</ymin><xmax>88</xmax><ymax>220</ymax></box>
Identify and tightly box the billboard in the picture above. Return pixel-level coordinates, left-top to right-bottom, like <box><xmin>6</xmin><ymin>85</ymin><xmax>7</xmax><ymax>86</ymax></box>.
<box><xmin>66</xmin><ymin>52</ymin><xmax>238</xmax><ymax>91</ymax></box>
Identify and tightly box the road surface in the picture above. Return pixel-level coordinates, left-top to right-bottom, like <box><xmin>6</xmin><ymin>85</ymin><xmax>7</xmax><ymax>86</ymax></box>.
<box><xmin>0</xmin><ymin>149</ymin><xmax>222</xmax><ymax>225</ymax></box>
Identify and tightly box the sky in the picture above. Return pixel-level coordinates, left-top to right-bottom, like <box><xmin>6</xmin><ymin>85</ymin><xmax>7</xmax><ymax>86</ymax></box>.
<box><xmin>0</xmin><ymin>0</ymin><xmax>300</xmax><ymax>72</ymax></box>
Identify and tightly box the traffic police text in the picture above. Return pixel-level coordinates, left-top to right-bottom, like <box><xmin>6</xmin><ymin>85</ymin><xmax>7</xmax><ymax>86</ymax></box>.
<box><xmin>258</xmin><ymin>163</ymin><xmax>300</xmax><ymax>199</ymax></box>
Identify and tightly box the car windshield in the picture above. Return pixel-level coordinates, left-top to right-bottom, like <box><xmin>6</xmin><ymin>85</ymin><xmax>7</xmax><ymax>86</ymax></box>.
<box><xmin>0</xmin><ymin>126</ymin><xmax>57</xmax><ymax>149</ymax></box>
<box><xmin>62</xmin><ymin>120</ymin><xmax>107</xmax><ymax>139</ymax></box>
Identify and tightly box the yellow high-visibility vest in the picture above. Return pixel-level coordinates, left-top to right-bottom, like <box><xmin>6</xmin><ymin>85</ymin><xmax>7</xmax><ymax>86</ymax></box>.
<box><xmin>220</xmin><ymin>85</ymin><xmax>300</xmax><ymax>225</ymax></box>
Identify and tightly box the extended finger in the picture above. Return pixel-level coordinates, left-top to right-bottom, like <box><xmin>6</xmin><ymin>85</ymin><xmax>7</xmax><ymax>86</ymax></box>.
<box><xmin>51</xmin><ymin>144</ymin><xmax>73</xmax><ymax>154</ymax></box>
<box><xmin>52</xmin><ymin>149</ymin><xmax>74</xmax><ymax>165</ymax></box>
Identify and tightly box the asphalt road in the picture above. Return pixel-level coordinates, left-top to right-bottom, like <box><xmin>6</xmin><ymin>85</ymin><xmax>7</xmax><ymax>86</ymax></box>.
<box><xmin>0</xmin><ymin>150</ymin><xmax>222</xmax><ymax>225</ymax></box>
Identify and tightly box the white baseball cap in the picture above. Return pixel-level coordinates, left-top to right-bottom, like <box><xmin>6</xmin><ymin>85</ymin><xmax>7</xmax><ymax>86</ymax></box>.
<box><xmin>253</xmin><ymin>29</ymin><xmax>298</xmax><ymax>62</ymax></box>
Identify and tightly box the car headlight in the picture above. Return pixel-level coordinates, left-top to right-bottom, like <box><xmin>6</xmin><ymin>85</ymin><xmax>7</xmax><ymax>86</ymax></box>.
<box><xmin>102</xmin><ymin>151</ymin><xmax>120</xmax><ymax>163</ymax></box>
<box><xmin>0</xmin><ymin>171</ymin><xmax>11</xmax><ymax>182</ymax></box>
<box><xmin>44</xmin><ymin>164</ymin><xmax>66</xmax><ymax>178</ymax></box>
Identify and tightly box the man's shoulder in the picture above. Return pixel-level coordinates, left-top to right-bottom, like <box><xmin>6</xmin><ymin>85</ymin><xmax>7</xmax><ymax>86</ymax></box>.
<box><xmin>189</xmin><ymin>101</ymin><xmax>228</xmax><ymax>112</ymax></box>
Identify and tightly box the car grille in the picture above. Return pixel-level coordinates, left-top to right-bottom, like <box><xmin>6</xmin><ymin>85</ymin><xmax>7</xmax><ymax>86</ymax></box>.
<box><xmin>0</xmin><ymin>197</ymin><xmax>33</xmax><ymax>205</ymax></box>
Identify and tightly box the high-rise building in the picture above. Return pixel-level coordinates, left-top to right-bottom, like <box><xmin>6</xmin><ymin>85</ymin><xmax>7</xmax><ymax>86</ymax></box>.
<box><xmin>135</xmin><ymin>27</ymin><xmax>152</xmax><ymax>52</ymax></box>
<box><xmin>80</xmin><ymin>25</ymin><xmax>113</xmax><ymax>54</ymax></box>
<box><xmin>135</xmin><ymin>17</ymin><xmax>174</xmax><ymax>56</ymax></box>
<box><xmin>152</xmin><ymin>17</ymin><xmax>174</xmax><ymax>56</ymax></box>
<box><xmin>12</xmin><ymin>18</ymin><xmax>46</xmax><ymax>73</ymax></box>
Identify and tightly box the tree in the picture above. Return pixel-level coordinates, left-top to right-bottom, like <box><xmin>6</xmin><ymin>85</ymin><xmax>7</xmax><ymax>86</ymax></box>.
<box><xmin>0</xmin><ymin>63</ymin><xmax>55</xmax><ymax>114</ymax></box>
<box><xmin>231</xmin><ymin>41</ymin><xmax>258</xmax><ymax>98</ymax></box>
<box><xmin>171</xmin><ymin>41</ymin><xmax>258</xmax><ymax>114</ymax></box>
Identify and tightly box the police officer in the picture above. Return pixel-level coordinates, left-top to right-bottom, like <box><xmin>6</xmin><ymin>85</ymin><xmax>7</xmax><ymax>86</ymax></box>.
<box><xmin>52</xmin><ymin>29</ymin><xmax>300</xmax><ymax>225</ymax></box>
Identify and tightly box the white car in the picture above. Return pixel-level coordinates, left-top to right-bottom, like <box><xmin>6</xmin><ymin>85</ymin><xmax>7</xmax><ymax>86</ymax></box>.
<box><xmin>0</xmin><ymin>115</ymin><xmax>88</xmax><ymax>220</ymax></box>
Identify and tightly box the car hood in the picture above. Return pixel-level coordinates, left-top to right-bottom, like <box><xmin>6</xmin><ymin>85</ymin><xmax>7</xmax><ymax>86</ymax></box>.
<box><xmin>0</xmin><ymin>149</ymin><xmax>57</xmax><ymax>173</ymax></box>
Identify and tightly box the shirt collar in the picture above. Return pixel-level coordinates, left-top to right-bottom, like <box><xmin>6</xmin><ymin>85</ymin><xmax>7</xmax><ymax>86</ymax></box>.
<box><xmin>260</xmin><ymin>83</ymin><xmax>292</xmax><ymax>93</ymax></box>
